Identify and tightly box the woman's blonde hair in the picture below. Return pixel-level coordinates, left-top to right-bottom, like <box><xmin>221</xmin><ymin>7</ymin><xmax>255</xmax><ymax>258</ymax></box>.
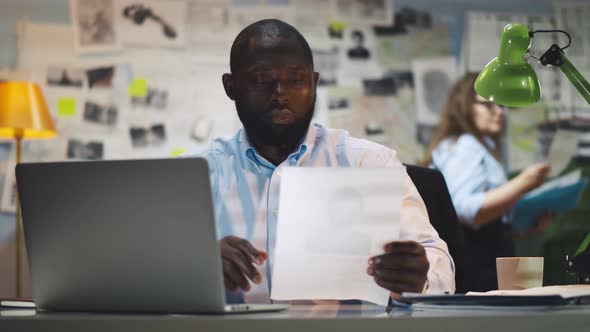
<box><xmin>420</xmin><ymin>72</ymin><xmax>502</xmax><ymax>166</ymax></box>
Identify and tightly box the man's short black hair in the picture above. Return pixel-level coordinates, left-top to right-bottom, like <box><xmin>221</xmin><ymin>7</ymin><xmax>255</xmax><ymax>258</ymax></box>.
<box><xmin>229</xmin><ymin>19</ymin><xmax>314</xmax><ymax>72</ymax></box>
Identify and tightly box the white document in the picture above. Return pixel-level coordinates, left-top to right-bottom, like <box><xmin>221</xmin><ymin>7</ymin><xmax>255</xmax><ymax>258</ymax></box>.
<box><xmin>332</xmin><ymin>0</ymin><xmax>393</xmax><ymax>26</ymax></box>
<box><xmin>115</xmin><ymin>0</ymin><xmax>187</xmax><ymax>48</ymax></box>
<box><xmin>70</xmin><ymin>0</ymin><xmax>122</xmax><ymax>54</ymax></box>
<box><xmin>411</xmin><ymin>56</ymin><xmax>458</xmax><ymax>126</ymax></box>
<box><xmin>1</xmin><ymin>161</ymin><xmax>17</xmax><ymax>214</ymax></box>
<box><xmin>467</xmin><ymin>285</ymin><xmax>590</xmax><ymax>299</ymax></box>
<box><xmin>547</xmin><ymin>130</ymin><xmax>580</xmax><ymax>177</ymax></box>
<box><xmin>271</xmin><ymin>167</ymin><xmax>405</xmax><ymax>306</ymax></box>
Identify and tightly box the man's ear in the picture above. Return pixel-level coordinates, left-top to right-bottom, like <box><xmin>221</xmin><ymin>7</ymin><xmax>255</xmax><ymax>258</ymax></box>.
<box><xmin>222</xmin><ymin>73</ymin><xmax>235</xmax><ymax>101</ymax></box>
<box><xmin>313</xmin><ymin>72</ymin><xmax>320</xmax><ymax>87</ymax></box>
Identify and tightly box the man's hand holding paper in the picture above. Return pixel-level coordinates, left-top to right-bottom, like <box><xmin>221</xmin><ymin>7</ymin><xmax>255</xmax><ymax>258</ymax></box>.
<box><xmin>368</xmin><ymin>241</ymin><xmax>430</xmax><ymax>296</ymax></box>
<box><xmin>270</xmin><ymin>167</ymin><xmax>417</xmax><ymax>305</ymax></box>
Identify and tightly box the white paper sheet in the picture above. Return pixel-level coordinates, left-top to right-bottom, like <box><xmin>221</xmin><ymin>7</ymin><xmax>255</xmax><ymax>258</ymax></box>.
<box><xmin>468</xmin><ymin>285</ymin><xmax>590</xmax><ymax>299</ymax></box>
<box><xmin>229</xmin><ymin>0</ymin><xmax>296</xmax><ymax>29</ymax></box>
<box><xmin>115</xmin><ymin>0</ymin><xmax>187</xmax><ymax>48</ymax></box>
<box><xmin>70</xmin><ymin>0</ymin><xmax>122</xmax><ymax>54</ymax></box>
<box><xmin>271</xmin><ymin>167</ymin><xmax>405</xmax><ymax>305</ymax></box>
<box><xmin>332</xmin><ymin>0</ymin><xmax>393</xmax><ymax>26</ymax></box>
<box><xmin>547</xmin><ymin>130</ymin><xmax>580</xmax><ymax>177</ymax></box>
<box><xmin>1</xmin><ymin>160</ymin><xmax>17</xmax><ymax>214</ymax></box>
<box><xmin>411</xmin><ymin>56</ymin><xmax>458</xmax><ymax>126</ymax></box>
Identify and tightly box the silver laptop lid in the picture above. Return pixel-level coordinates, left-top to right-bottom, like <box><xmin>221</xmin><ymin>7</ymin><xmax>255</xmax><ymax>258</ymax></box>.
<box><xmin>16</xmin><ymin>158</ymin><xmax>226</xmax><ymax>313</ymax></box>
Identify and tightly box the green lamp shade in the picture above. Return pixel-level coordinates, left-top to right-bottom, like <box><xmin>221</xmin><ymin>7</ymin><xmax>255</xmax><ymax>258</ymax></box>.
<box><xmin>474</xmin><ymin>23</ymin><xmax>541</xmax><ymax>108</ymax></box>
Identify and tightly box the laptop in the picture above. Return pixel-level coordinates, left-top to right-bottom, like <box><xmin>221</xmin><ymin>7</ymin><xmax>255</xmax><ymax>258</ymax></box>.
<box><xmin>16</xmin><ymin>158</ymin><xmax>287</xmax><ymax>314</ymax></box>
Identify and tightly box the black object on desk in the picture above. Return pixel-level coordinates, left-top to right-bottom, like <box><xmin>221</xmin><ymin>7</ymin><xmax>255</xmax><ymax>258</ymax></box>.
<box><xmin>566</xmin><ymin>233</ymin><xmax>590</xmax><ymax>284</ymax></box>
<box><xmin>399</xmin><ymin>293</ymin><xmax>590</xmax><ymax>306</ymax></box>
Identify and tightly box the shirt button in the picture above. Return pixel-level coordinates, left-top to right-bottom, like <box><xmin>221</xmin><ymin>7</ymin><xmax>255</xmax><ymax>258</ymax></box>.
<box><xmin>272</xmin><ymin>210</ymin><xmax>278</xmax><ymax>217</ymax></box>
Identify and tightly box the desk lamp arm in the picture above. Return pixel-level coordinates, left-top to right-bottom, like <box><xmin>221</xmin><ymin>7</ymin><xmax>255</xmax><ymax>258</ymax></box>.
<box><xmin>538</xmin><ymin>44</ymin><xmax>590</xmax><ymax>105</ymax></box>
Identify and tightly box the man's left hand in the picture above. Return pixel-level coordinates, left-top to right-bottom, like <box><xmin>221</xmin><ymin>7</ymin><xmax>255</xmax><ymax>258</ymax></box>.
<box><xmin>367</xmin><ymin>241</ymin><xmax>429</xmax><ymax>295</ymax></box>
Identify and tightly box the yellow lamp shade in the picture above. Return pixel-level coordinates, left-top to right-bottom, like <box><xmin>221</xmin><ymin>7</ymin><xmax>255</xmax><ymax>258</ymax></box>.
<box><xmin>0</xmin><ymin>81</ymin><xmax>56</xmax><ymax>139</ymax></box>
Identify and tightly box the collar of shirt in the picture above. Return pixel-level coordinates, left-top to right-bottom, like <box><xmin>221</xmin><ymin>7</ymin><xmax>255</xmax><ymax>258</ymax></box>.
<box><xmin>237</xmin><ymin>124</ymin><xmax>318</xmax><ymax>173</ymax></box>
<box><xmin>482</xmin><ymin>136</ymin><xmax>496</xmax><ymax>150</ymax></box>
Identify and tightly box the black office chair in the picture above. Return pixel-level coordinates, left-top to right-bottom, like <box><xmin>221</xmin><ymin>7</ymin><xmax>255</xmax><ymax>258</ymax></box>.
<box><xmin>404</xmin><ymin>164</ymin><xmax>468</xmax><ymax>294</ymax></box>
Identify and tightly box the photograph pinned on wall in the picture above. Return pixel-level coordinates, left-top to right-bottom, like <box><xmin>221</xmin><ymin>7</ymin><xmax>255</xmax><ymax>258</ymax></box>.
<box><xmin>373</xmin><ymin>6</ymin><xmax>433</xmax><ymax>36</ymax></box>
<box><xmin>362</xmin><ymin>77</ymin><xmax>396</xmax><ymax>96</ymax></box>
<box><xmin>313</xmin><ymin>47</ymin><xmax>340</xmax><ymax>86</ymax></box>
<box><xmin>46</xmin><ymin>66</ymin><xmax>84</xmax><ymax>88</ymax></box>
<box><xmin>116</xmin><ymin>0</ymin><xmax>187</xmax><ymax>48</ymax></box>
<box><xmin>129</xmin><ymin>123</ymin><xmax>167</xmax><ymax>148</ymax></box>
<box><xmin>347</xmin><ymin>30</ymin><xmax>371</xmax><ymax>60</ymax></box>
<box><xmin>334</xmin><ymin>0</ymin><xmax>393</xmax><ymax>26</ymax></box>
<box><xmin>363</xmin><ymin>70</ymin><xmax>414</xmax><ymax>97</ymax></box>
<box><xmin>188</xmin><ymin>0</ymin><xmax>230</xmax><ymax>33</ymax></box>
<box><xmin>388</xmin><ymin>70</ymin><xmax>414</xmax><ymax>91</ymax></box>
<box><xmin>411</xmin><ymin>56</ymin><xmax>458</xmax><ymax>126</ymax></box>
<box><xmin>67</xmin><ymin>139</ymin><xmax>104</xmax><ymax>160</ymax></box>
<box><xmin>328</xmin><ymin>97</ymin><xmax>350</xmax><ymax>111</ymax></box>
<box><xmin>131</xmin><ymin>87</ymin><xmax>168</xmax><ymax>110</ymax></box>
<box><xmin>186</xmin><ymin>0</ymin><xmax>231</xmax><ymax>51</ymax></box>
<box><xmin>229</xmin><ymin>0</ymin><xmax>295</xmax><ymax>30</ymax></box>
<box><xmin>86</xmin><ymin>66</ymin><xmax>115</xmax><ymax>89</ymax></box>
<box><xmin>1</xmin><ymin>160</ymin><xmax>17</xmax><ymax>214</ymax></box>
<box><xmin>70</xmin><ymin>0</ymin><xmax>121</xmax><ymax>53</ymax></box>
<box><xmin>83</xmin><ymin>101</ymin><xmax>118</xmax><ymax>126</ymax></box>
<box><xmin>294</xmin><ymin>0</ymin><xmax>332</xmax><ymax>36</ymax></box>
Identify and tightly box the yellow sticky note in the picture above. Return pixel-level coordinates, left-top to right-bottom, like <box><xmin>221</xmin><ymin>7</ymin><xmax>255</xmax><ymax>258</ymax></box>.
<box><xmin>128</xmin><ymin>78</ymin><xmax>148</xmax><ymax>97</ymax></box>
<box><xmin>170</xmin><ymin>148</ymin><xmax>187</xmax><ymax>157</ymax></box>
<box><xmin>57</xmin><ymin>98</ymin><xmax>76</xmax><ymax>117</ymax></box>
<box><xmin>329</xmin><ymin>21</ymin><xmax>347</xmax><ymax>32</ymax></box>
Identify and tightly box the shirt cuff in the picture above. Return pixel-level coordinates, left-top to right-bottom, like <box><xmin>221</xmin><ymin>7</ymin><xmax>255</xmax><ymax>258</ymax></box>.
<box><xmin>458</xmin><ymin>191</ymin><xmax>485</xmax><ymax>227</ymax></box>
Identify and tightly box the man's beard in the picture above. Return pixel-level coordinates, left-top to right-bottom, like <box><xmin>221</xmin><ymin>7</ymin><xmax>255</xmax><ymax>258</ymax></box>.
<box><xmin>236</xmin><ymin>98</ymin><xmax>315</xmax><ymax>149</ymax></box>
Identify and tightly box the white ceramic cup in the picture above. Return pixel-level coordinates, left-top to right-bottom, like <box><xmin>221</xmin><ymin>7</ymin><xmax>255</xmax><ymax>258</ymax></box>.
<box><xmin>496</xmin><ymin>257</ymin><xmax>544</xmax><ymax>290</ymax></box>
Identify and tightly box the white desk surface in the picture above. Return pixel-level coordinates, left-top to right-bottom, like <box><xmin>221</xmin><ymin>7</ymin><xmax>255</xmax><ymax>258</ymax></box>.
<box><xmin>2</xmin><ymin>304</ymin><xmax>590</xmax><ymax>332</ymax></box>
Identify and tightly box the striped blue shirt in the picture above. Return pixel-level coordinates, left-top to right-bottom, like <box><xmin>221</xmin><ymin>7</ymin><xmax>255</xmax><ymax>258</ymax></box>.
<box><xmin>194</xmin><ymin>123</ymin><xmax>455</xmax><ymax>303</ymax></box>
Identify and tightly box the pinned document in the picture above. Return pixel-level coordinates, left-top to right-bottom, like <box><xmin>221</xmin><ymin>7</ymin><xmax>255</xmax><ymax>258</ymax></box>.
<box><xmin>271</xmin><ymin>167</ymin><xmax>405</xmax><ymax>306</ymax></box>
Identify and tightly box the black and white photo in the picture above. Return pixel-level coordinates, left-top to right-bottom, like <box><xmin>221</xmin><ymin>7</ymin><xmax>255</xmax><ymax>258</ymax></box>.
<box><xmin>334</xmin><ymin>0</ymin><xmax>393</xmax><ymax>26</ymax></box>
<box><xmin>347</xmin><ymin>30</ymin><xmax>371</xmax><ymax>60</ymax></box>
<box><xmin>129</xmin><ymin>123</ymin><xmax>166</xmax><ymax>148</ymax></box>
<box><xmin>86</xmin><ymin>66</ymin><xmax>115</xmax><ymax>88</ymax></box>
<box><xmin>83</xmin><ymin>101</ymin><xmax>118</xmax><ymax>126</ymax></box>
<box><xmin>116</xmin><ymin>0</ymin><xmax>186</xmax><ymax>48</ymax></box>
<box><xmin>70</xmin><ymin>0</ymin><xmax>121</xmax><ymax>53</ymax></box>
<box><xmin>67</xmin><ymin>139</ymin><xmax>104</xmax><ymax>160</ymax></box>
<box><xmin>47</xmin><ymin>66</ymin><xmax>84</xmax><ymax>88</ymax></box>
<box><xmin>131</xmin><ymin>88</ymin><xmax>168</xmax><ymax>109</ymax></box>
<box><xmin>362</xmin><ymin>77</ymin><xmax>395</xmax><ymax>96</ymax></box>
<box><xmin>328</xmin><ymin>98</ymin><xmax>349</xmax><ymax>111</ymax></box>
